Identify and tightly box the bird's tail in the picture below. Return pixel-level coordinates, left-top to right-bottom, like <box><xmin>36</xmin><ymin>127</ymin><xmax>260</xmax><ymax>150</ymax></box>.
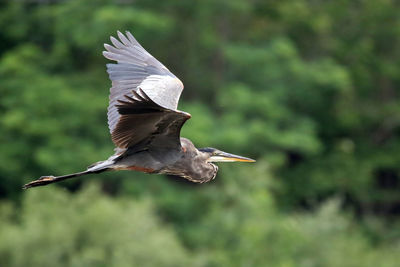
<box><xmin>23</xmin><ymin>160</ymin><xmax>113</xmax><ymax>189</ymax></box>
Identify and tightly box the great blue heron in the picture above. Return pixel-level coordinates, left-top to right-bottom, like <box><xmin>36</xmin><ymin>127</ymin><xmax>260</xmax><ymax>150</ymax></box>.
<box><xmin>23</xmin><ymin>31</ymin><xmax>255</xmax><ymax>189</ymax></box>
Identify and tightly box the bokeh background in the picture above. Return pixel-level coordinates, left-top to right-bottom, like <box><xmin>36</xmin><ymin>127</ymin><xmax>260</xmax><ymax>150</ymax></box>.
<box><xmin>1</xmin><ymin>0</ymin><xmax>400</xmax><ymax>266</ymax></box>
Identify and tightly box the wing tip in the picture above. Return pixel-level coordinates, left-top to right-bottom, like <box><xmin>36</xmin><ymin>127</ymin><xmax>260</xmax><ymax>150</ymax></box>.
<box><xmin>117</xmin><ymin>31</ymin><xmax>124</xmax><ymax>41</ymax></box>
<box><xmin>117</xmin><ymin>31</ymin><xmax>131</xmax><ymax>46</ymax></box>
<box><xmin>104</xmin><ymin>43</ymin><xmax>112</xmax><ymax>51</ymax></box>
<box><xmin>103</xmin><ymin>51</ymin><xmax>113</xmax><ymax>61</ymax></box>
<box><xmin>110</xmin><ymin>36</ymin><xmax>116</xmax><ymax>42</ymax></box>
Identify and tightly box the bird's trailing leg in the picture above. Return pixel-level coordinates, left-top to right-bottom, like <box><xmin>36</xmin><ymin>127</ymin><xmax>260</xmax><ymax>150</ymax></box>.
<box><xmin>23</xmin><ymin>175</ymin><xmax>62</xmax><ymax>189</ymax></box>
<box><xmin>23</xmin><ymin>169</ymin><xmax>108</xmax><ymax>189</ymax></box>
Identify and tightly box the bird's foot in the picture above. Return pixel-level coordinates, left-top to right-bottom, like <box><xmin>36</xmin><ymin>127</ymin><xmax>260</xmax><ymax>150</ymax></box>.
<box><xmin>38</xmin><ymin>175</ymin><xmax>55</xmax><ymax>181</ymax></box>
<box><xmin>22</xmin><ymin>176</ymin><xmax>55</xmax><ymax>189</ymax></box>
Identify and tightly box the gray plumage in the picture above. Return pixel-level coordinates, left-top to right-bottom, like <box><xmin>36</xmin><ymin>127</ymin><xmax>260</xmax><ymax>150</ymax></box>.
<box><xmin>23</xmin><ymin>31</ymin><xmax>254</xmax><ymax>189</ymax></box>
<box><xmin>103</xmin><ymin>31</ymin><xmax>183</xmax><ymax>134</ymax></box>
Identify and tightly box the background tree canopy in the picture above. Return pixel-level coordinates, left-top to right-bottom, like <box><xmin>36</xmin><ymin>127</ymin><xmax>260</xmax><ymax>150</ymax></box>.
<box><xmin>1</xmin><ymin>0</ymin><xmax>400</xmax><ymax>266</ymax></box>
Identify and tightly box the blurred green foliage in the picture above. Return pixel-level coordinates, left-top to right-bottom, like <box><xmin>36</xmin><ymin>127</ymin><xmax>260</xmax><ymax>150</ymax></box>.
<box><xmin>1</xmin><ymin>180</ymin><xmax>399</xmax><ymax>266</ymax></box>
<box><xmin>0</xmin><ymin>184</ymin><xmax>197</xmax><ymax>267</ymax></box>
<box><xmin>1</xmin><ymin>0</ymin><xmax>400</xmax><ymax>266</ymax></box>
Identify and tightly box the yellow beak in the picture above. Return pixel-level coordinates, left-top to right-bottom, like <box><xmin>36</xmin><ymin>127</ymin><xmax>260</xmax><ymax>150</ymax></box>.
<box><xmin>209</xmin><ymin>152</ymin><xmax>256</xmax><ymax>163</ymax></box>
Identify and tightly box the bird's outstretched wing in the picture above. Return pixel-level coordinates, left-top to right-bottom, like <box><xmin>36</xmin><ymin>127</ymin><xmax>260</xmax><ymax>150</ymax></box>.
<box><xmin>103</xmin><ymin>31</ymin><xmax>188</xmax><ymax>149</ymax></box>
<box><xmin>113</xmin><ymin>88</ymin><xmax>190</xmax><ymax>149</ymax></box>
<box><xmin>103</xmin><ymin>32</ymin><xmax>184</xmax><ymax>134</ymax></box>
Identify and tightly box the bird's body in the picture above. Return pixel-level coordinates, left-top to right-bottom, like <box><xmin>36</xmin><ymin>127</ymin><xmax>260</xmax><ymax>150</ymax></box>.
<box><xmin>92</xmin><ymin>137</ymin><xmax>218</xmax><ymax>183</ymax></box>
<box><xmin>23</xmin><ymin>31</ymin><xmax>254</xmax><ymax>189</ymax></box>
<box><xmin>118</xmin><ymin>138</ymin><xmax>218</xmax><ymax>182</ymax></box>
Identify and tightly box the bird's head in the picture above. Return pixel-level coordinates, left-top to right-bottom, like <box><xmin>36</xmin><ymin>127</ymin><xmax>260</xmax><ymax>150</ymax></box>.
<box><xmin>198</xmin><ymin>147</ymin><xmax>256</xmax><ymax>163</ymax></box>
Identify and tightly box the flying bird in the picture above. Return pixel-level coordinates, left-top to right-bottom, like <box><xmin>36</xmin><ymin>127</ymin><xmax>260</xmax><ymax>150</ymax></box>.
<box><xmin>23</xmin><ymin>31</ymin><xmax>255</xmax><ymax>189</ymax></box>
